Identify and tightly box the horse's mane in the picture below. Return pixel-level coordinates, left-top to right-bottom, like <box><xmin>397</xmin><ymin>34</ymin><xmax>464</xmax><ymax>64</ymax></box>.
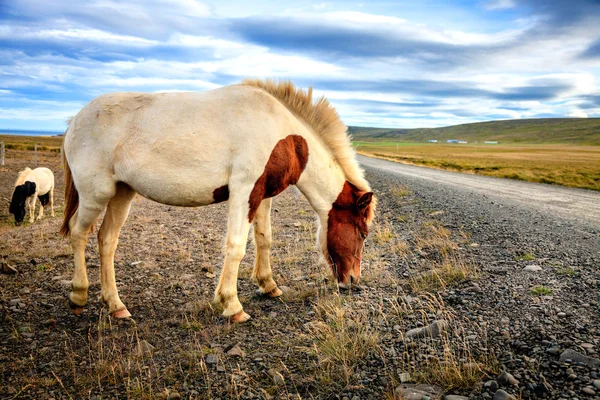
<box><xmin>14</xmin><ymin>167</ymin><xmax>32</xmax><ymax>186</ymax></box>
<box><xmin>242</xmin><ymin>79</ymin><xmax>372</xmax><ymax>195</ymax></box>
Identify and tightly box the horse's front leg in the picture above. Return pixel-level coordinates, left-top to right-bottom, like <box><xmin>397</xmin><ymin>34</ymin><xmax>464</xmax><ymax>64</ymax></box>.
<box><xmin>252</xmin><ymin>198</ymin><xmax>282</xmax><ymax>297</ymax></box>
<box><xmin>36</xmin><ymin>197</ymin><xmax>44</xmax><ymax>220</ymax></box>
<box><xmin>215</xmin><ymin>192</ymin><xmax>252</xmax><ymax>323</ymax></box>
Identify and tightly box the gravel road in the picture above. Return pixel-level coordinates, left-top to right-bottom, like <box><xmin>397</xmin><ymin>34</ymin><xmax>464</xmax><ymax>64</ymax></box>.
<box><xmin>361</xmin><ymin>154</ymin><xmax>600</xmax><ymax>398</ymax></box>
<box><xmin>359</xmin><ymin>155</ymin><xmax>600</xmax><ymax>228</ymax></box>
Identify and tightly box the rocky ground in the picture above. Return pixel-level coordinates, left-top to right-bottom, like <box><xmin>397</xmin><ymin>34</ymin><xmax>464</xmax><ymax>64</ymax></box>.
<box><xmin>1</xmin><ymin>148</ymin><xmax>599</xmax><ymax>399</ymax></box>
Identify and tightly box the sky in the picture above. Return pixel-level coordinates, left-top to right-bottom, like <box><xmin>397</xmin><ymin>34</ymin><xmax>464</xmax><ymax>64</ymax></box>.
<box><xmin>1</xmin><ymin>0</ymin><xmax>599</xmax><ymax>131</ymax></box>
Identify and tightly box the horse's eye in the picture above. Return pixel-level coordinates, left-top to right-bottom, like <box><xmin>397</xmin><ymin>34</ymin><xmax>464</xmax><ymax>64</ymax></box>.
<box><xmin>360</xmin><ymin>231</ymin><xmax>367</xmax><ymax>239</ymax></box>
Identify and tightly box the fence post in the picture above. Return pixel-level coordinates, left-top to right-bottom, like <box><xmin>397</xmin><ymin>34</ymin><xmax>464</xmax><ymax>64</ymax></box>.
<box><xmin>1</xmin><ymin>141</ymin><xmax>4</xmax><ymax>166</ymax></box>
<box><xmin>34</xmin><ymin>144</ymin><xmax>38</xmax><ymax>166</ymax></box>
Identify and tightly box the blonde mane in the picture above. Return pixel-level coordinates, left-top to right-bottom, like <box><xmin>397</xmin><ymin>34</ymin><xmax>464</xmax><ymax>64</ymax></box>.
<box><xmin>14</xmin><ymin>167</ymin><xmax>32</xmax><ymax>186</ymax></box>
<box><xmin>242</xmin><ymin>79</ymin><xmax>372</xmax><ymax>194</ymax></box>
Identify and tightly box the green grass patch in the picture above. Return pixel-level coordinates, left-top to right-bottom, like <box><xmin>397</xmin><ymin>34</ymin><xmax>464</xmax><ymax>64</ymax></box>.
<box><xmin>531</xmin><ymin>285</ymin><xmax>552</xmax><ymax>296</ymax></box>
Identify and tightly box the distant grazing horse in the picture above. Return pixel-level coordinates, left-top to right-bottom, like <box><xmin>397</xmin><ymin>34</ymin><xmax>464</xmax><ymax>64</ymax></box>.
<box><xmin>60</xmin><ymin>79</ymin><xmax>375</xmax><ymax>322</ymax></box>
<box><xmin>10</xmin><ymin>167</ymin><xmax>55</xmax><ymax>225</ymax></box>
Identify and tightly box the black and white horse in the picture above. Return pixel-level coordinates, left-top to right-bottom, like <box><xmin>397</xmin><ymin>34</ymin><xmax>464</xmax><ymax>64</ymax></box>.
<box><xmin>9</xmin><ymin>167</ymin><xmax>55</xmax><ymax>225</ymax></box>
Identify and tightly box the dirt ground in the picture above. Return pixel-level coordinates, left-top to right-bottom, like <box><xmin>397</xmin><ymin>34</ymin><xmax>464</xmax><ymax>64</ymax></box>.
<box><xmin>1</xmin><ymin>147</ymin><xmax>599</xmax><ymax>399</ymax></box>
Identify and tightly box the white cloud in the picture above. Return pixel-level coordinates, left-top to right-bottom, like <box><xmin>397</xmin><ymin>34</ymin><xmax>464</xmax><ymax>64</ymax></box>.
<box><xmin>484</xmin><ymin>0</ymin><xmax>516</xmax><ymax>10</ymax></box>
<box><xmin>567</xmin><ymin>110</ymin><xmax>589</xmax><ymax>118</ymax></box>
<box><xmin>0</xmin><ymin>26</ymin><xmax>157</xmax><ymax>45</ymax></box>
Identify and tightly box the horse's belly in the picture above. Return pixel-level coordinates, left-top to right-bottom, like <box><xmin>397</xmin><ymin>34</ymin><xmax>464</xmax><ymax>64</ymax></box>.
<box><xmin>126</xmin><ymin>172</ymin><xmax>224</xmax><ymax>207</ymax></box>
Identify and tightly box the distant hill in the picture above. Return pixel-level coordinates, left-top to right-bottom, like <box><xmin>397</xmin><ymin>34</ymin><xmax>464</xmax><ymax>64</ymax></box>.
<box><xmin>348</xmin><ymin>118</ymin><xmax>600</xmax><ymax>145</ymax></box>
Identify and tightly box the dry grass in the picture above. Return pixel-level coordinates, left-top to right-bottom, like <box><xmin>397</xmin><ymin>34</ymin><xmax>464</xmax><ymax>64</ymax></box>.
<box><xmin>388</xmin><ymin>294</ymin><xmax>497</xmax><ymax>392</ymax></box>
<box><xmin>0</xmin><ymin>134</ymin><xmax>63</xmax><ymax>152</ymax></box>
<box><xmin>355</xmin><ymin>142</ymin><xmax>600</xmax><ymax>191</ymax></box>
<box><xmin>391</xmin><ymin>184</ymin><xmax>410</xmax><ymax>197</ymax></box>
<box><xmin>302</xmin><ymin>295</ymin><xmax>380</xmax><ymax>392</ymax></box>
<box><xmin>409</xmin><ymin>257</ymin><xmax>477</xmax><ymax>293</ymax></box>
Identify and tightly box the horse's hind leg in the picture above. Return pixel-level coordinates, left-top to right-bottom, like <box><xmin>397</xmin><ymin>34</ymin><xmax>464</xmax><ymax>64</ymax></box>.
<box><xmin>28</xmin><ymin>196</ymin><xmax>36</xmax><ymax>223</ymax></box>
<box><xmin>69</xmin><ymin>200</ymin><xmax>105</xmax><ymax>314</ymax></box>
<box><xmin>252</xmin><ymin>199</ymin><xmax>282</xmax><ymax>298</ymax></box>
<box><xmin>36</xmin><ymin>197</ymin><xmax>44</xmax><ymax>220</ymax></box>
<box><xmin>98</xmin><ymin>183</ymin><xmax>136</xmax><ymax>318</ymax></box>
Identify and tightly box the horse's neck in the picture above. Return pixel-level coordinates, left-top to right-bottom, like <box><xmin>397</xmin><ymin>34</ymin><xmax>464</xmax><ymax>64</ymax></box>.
<box><xmin>296</xmin><ymin>146</ymin><xmax>346</xmax><ymax>218</ymax></box>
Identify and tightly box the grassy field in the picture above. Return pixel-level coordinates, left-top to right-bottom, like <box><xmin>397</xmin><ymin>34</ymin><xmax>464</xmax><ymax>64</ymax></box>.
<box><xmin>349</xmin><ymin>118</ymin><xmax>600</xmax><ymax>145</ymax></box>
<box><xmin>0</xmin><ymin>135</ymin><xmax>63</xmax><ymax>152</ymax></box>
<box><xmin>354</xmin><ymin>141</ymin><xmax>600</xmax><ymax>191</ymax></box>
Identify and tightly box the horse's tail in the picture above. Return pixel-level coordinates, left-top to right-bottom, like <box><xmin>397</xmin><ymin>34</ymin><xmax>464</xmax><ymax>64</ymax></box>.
<box><xmin>60</xmin><ymin>127</ymin><xmax>79</xmax><ymax>237</ymax></box>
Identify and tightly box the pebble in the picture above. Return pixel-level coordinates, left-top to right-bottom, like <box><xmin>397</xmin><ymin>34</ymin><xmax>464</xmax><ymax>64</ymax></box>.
<box><xmin>560</xmin><ymin>349</ymin><xmax>600</xmax><ymax>368</ymax></box>
<box><xmin>1</xmin><ymin>262</ymin><xmax>18</xmax><ymax>274</ymax></box>
<box><xmin>268</xmin><ymin>368</ymin><xmax>285</xmax><ymax>386</ymax></box>
<box><xmin>593</xmin><ymin>380</ymin><xmax>600</xmax><ymax>389</ymax></box>
<box><xmin>226</xmin><ymin>345</ymin><xmax>245</xmax><ymax>358</ymax></box>
<box><xmin>497</xmin><ymin>371</ymin><xmax>519</xmax><ymax>386</ymax></box>
<box><xmin>493</xmin><ymin>390</ymin><xmax>516</xmax><ymax>400</ymax></box>
<box><xmin>395</xmin><ymin>384</ymin><xmax>443</xmax><ymax>400</ymax></box>
<box><xmin>445</xmin><ymin>396</ymin><xmax>468</xmax><ymax>400</ymax></box>
<box><xmin>582</xmin><ymin>387</ymin><xmax>595</xmax><ymax>395</ymax></box>
<box><xmin>205</xmin><ymin>353</ymin><xmax>218</xmax><ymax>364</ymax></box>
<box><xmin>405</xmin><ymin>320</ymin><xmax>447</xmax><ymax>340</ymax></box>
<box><xmin>167</xmin><ymin>392</ymin><xmax>181</xmax><ymax>400</ymax></box>
<box><xmin>523</xmin><ymin>265</ymin><xmax>542</xmax><ymax>272</ymax></box>
<box><xmin>484</xmin><ymin>380</ymin><xmax>499</xmax><ymax>391</ymax></box>
<box><xmin>557</xmin><ymin>312</ymin><xmax>566</xmax><ymax>318</ymax></box>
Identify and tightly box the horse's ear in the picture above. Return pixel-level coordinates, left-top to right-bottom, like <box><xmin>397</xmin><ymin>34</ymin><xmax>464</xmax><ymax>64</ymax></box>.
<box><xmin>24</xmin><ymin>181</ymin><xmax>36</xmax><ymax>196</ymax></box>
<box><xmin>357</xmin><ymin>192</ymin><xmax>373</xmax><ymax>213</ymax></box>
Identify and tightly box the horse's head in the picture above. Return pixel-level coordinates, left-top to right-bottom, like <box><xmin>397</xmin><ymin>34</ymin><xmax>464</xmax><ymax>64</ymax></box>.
<box><xmin>323</xmin><ymin>181</ymin><xmax>375</xmax><ymax>289</ymax></box>
<box><xmin>9</xmin><ymin>181</ymin><xmax>35</xmax><ymax>226</ymax></box>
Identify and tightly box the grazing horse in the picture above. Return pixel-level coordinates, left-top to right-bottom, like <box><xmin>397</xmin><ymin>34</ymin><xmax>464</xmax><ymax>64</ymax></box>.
<box><xmin>60</xmin><ymin>79</ymin><xmax>375</xmax><ymax>322</ymax></box>
<box><xmin>10</xmin><ymin>167</ymin><xmax>55</xmax><ymax>226</ymax></box>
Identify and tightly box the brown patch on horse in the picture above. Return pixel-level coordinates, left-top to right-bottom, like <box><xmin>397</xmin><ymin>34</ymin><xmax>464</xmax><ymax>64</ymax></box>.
<box><xmin>248</xmin><ymin>135</ymin><xmax>309</xmax><ymax>221</ymax></box>
<box><xmin>212</xmin><ymin>185</ymin><xmax>230</xmax><ymax>203</ymax></box>
<box><xmin>327</xmin><ymin>181</ymin><xmax>373</xmax><ymax>284</ymax></box>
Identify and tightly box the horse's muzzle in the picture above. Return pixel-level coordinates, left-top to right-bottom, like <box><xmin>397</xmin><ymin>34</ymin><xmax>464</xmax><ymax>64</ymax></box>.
<box><xmin>338</xmin><ymin>275</ymin><xmax>360</xmax><ymax>290</ymax></box>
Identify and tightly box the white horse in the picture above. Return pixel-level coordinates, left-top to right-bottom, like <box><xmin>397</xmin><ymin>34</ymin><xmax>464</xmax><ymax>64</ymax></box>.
<box><xmin>61</xmin><ymin>79</ymin><xmax>375</xmax><ymax>322</ymax></box>
<box><xmin>10</xmin><ymin>167</ymin><xmax>55</xmax><ymax>226</ymax></box>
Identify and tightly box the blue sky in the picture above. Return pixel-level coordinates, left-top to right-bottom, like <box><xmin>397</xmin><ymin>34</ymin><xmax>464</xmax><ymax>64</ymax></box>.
<box><xmin>1</xmin><ymin>0</ymin><xmax>599</xmax><ymax>131</ymax></box>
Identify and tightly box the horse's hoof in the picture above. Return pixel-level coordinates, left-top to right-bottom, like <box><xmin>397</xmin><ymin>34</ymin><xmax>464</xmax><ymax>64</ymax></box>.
<box><xmin>112</xmin><ymin>309</ymin><xmax>132</xmax><ymax>319</ymax></box>
<box><xmin>69</xmin><ymin>300</ymin><xmax>86</xmax><ymax>315</ymax></box>
<box><xmin>229</xmin><ymin>310</ymin><xmax>251</xmax><ymax>323</ymax></box>
<box><xmin>256</xmin><ymin>287</ymin><xmax>283</xmax><ymax>298</ymax></box>
<box><xmin>266</xmin><ymin>287</ymin><xmax>283</xmax><ymax>298</ymax></box>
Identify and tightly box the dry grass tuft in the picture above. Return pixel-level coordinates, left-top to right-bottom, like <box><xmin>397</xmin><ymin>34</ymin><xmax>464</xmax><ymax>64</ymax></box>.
<box><xmin>302</xmin><ymin>295</ymin><xmax>380</xmax><ymax>391</ymax></box>
<box><xmin>409</xmin><ymin>256</ymin><xmax>477</xmax><ymax>293</ymax></box>
<box><xmin>391</xmin><ymin>185</ymin><xmax>410</xmax><ymax>197</ymax></box>
<box><xmin>388</xmin><ymin>294</ymin><xmax>497</xmax><ymax>392</ymax></box>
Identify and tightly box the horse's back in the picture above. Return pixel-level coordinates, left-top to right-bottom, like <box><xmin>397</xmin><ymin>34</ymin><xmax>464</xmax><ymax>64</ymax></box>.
<box><xmin>31</xmin><ymin>168</ymin><xmax>54</xmax><ymax>194</ymax></box>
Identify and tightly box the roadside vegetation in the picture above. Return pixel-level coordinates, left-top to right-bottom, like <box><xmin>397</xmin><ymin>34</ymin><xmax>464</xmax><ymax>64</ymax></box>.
<box><xmin>354</xmin><ymin>141</ymin><xmax>600</xmax><ymax>191</ymax></box>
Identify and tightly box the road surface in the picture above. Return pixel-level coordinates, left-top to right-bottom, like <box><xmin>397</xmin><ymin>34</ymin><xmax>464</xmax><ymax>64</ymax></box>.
<box><xmin>359</xmin><ymin>155</ymin><xmax>600</xmax><ymax>228</ymax></box>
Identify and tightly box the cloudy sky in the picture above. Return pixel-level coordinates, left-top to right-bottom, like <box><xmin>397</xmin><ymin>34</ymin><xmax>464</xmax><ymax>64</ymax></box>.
<box><xmin>1</xmin><ymin>0</ymin><xmax>599</xmax><ymax>131</ymax></box>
